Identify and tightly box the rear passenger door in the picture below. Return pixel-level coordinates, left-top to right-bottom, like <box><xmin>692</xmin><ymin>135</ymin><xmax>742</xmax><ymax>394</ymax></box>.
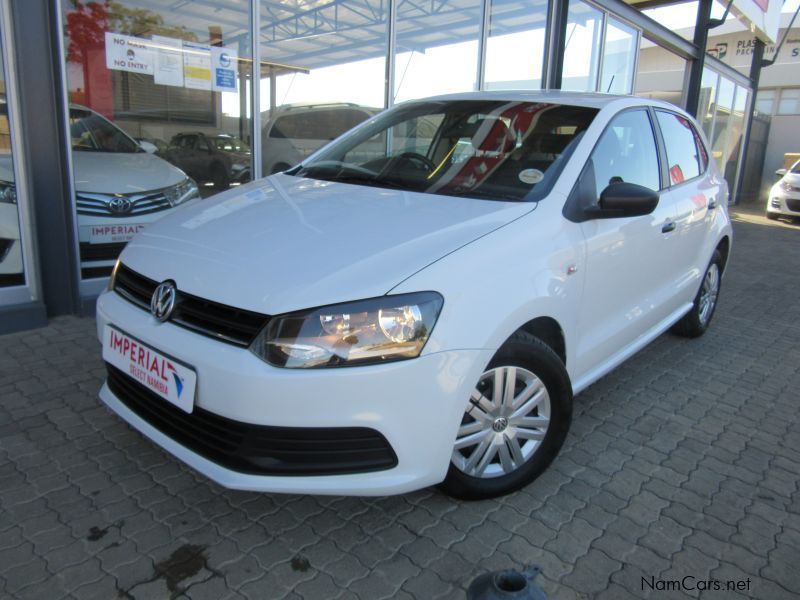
<box><xmin>653</xmin><ymin>110</ymin><xmax>722</xmax><ymax>305</ymax></box>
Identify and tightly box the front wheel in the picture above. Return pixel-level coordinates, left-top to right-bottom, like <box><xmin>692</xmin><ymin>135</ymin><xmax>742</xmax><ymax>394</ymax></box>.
<box><xmin>439</xmin><ymin>332</ymin><xmax>572</xmax><ymax>500</ymax></box>
<box><xmin>671</xmin><ymin>250</ymin><xmax>723</xmax><ymax>338</ymax></box>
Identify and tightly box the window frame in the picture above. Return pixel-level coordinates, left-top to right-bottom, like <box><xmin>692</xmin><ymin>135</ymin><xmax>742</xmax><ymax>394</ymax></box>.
<box><xmin>650</xmin><ymin>107</ymin><xmax>710</xmax><ymax>191</ymax></box>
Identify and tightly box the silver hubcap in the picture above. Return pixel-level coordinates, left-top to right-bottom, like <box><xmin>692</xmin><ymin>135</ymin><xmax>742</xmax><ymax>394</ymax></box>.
<box><xmin>451</xmin><ymin>366</ymin><xmax>551</xmax><ymax>479</ymax></box>
<box><xmin>698</xmin><ymin>263</ymin><xmax>720</xmax><ymax>326</ymax></box>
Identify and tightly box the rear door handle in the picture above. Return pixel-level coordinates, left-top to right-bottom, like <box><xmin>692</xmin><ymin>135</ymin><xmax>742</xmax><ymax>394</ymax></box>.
<box><xmin>662</xmin><ymin>221</ymin><xmax>676</xmax><ymax>233</ymax></box>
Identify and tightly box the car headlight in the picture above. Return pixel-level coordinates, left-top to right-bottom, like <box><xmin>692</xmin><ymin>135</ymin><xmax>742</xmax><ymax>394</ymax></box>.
<box><xmin>165</xmin><ymin>179</ymin><xmax>199</xmax><ymax>207</ymax></box>
<box><xmin>0</xmin><ymin>181</ymin><xmax>16</xmax><ymax>204</ymax></box>
<box><xmin>250</xmin><ymin>292</ymin><xmax>443</xmax><ymax>368</ymax></box>
<box><xmin>780</xmin><ymin>179</ymin><xmax>793</xmax><ymax>193</ymax></box>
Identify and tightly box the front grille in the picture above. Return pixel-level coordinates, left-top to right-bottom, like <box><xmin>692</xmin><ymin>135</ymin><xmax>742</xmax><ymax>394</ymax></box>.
<box><xmin>114</xmin><ymin>263</ymin><xmax>269</xmax><ymax>346</ymax></box>
<box><xmin>80</xmin><ymin>242</ymin><xmax>127</xmax><ymax>262</ymax></box>
<box><xmin>786</xmin><ymin>198</ymin><xmax>800</xmax><ymax>212</ymax></box>
<box><xmin>76</xmin><ymin>190</ymin><xmax>172</xmax><ymax>217</ymax></box>
<box><xmin>106</xmin><ymin>364</ymin><xmax>398</xmax><ymax>476</ymax></box>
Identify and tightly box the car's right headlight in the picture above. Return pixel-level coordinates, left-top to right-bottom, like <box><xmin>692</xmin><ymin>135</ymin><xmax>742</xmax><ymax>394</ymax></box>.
<box><xmin>165</xmin><ymin>178</ymin><xmax>199</xmax><ymax>207</ymax></box>
<box><xmin>250</xmin><ymin>292</ymin><xmax>443</xmax><ymax>368</ymax></box>
<box><xmin>0</xmin><ymin>181</ymin><xmax>16</xmax><ymax>204</ymax></box>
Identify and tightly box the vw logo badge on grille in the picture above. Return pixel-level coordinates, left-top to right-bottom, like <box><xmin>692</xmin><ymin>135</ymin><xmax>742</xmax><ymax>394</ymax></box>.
<box><xmin>150</xmin><ymin>281</ymin><xmax>177</xmax><ymax>322</ymax></box>
<box><xmin>108</xmin><ymin>196</ymin><xmax>132</xmax><ymax>214</ymax></box>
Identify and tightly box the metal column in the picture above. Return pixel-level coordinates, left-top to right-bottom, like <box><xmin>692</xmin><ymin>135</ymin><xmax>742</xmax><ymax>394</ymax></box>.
<box><xmin>543</xmin><ymin>0</ymin><xmax>570</xmax><ymax>89</ymax></box>
<box><xmin>685</xmin><ymin>0</ymin><xmax>713</xmax><ymax>118</ymax></box>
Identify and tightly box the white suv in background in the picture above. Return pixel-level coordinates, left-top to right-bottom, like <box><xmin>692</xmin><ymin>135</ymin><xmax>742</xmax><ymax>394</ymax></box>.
<box><xmin>97</xmin><ymin>92</ymin><xmax>732</xmax><ymax>499</ymax></box>
<box><xmin>261</xmin><ymin>103</ymin><xmax>377</xmax><ymax>174</ymax></box>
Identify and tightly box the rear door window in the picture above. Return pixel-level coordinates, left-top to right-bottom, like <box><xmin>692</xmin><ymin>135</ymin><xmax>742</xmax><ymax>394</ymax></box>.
<box><xmin>655</xmin><ymin>111</ymin><xmax>704</xmax><ymax>185</ymax></box>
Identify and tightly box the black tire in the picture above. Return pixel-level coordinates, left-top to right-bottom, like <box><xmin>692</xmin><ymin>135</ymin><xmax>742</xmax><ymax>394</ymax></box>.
<box><xmin>212</xmin><ymin>164</ymin><xmax>229</xmax><ymax>190</ymax></box>
<box><xmin>439</xmin><ymin>332</ymin><xmax>572</xmax><ymax>500</ymax></box>
<box><xmin>766</xmin><ymin>211</ymin><xmax>779</xmax><ymax>220</ymax></box>
<box><xmin>671</xmin><ymin>249</ymin><xmax>723</xmax><ymax>338</ymax></box>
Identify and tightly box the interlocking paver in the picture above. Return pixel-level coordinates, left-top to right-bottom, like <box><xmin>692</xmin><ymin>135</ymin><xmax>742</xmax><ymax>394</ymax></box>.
<box><xmin>1</xmin><ymin>208</ymin><xmax>799</xmax><ymax>598</ymax></box>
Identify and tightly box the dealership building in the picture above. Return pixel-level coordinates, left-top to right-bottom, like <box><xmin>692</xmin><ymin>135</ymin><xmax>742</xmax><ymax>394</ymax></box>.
<box><xmin>0</xmin><ymin>0</ymin><xmax>795</xmax><ymax>334</ymax></box>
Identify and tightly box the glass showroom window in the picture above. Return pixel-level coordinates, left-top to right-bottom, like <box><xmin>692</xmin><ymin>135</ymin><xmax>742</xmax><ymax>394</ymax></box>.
<box><xmin>0</xmin><ymin>4</ymin><xmax>29</xmax><ymax>295</ymax></box>
<box><xmin>484</xmin><ymin>0</ymin><xmax>548</xmax><ymax>91</ymax></box>
<box><xmin>722</xmin><ymin>84</ymin><xmax>749</xmax><ymax>195</ymax></box>
<box><xmin>600</xmin><ymin>18</ymin><xmax>637</xmax><ymax>95</ymax></box>
<box><xmin>777</xmin><ymin>88</ymin><xmax>800</xmax><ymax>115</ymax></box>
<box><xmin>709</xmin><ymin>75</ymin><xmax>735</xmax><ymax>175</ymax></box>
<box><xmin>61</xmin><ymin>1</ymin><xmax>253</xmax><ymax>282</ymax></box>
<box><xmin>259</xmin><ymin>0</ymin><xmax>388</xmax><ymax>176</ymax></box>
<box><xmin>698</xmin><ymin>67</ymin><xmax>719</xmax><ymax>140</ymax></box>
<box><xmin>562</xmin><ymin>0</ymin><xmax>603</xmax><ymax>92</ymax></box>
<box><xmin>394</xmin><ymin>0</ymin><xmax>481</xmax><ymax>102</ymax></box>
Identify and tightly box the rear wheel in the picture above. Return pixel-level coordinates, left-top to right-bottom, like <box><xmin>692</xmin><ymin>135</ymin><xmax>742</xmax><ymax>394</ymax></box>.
<box><xmin>440</xmin><ymin>332</ymin><xmax>572</xmax><ymax>500</ymax></box>
<box><xmin>671</xmin><ymin>250</ymin><xmax>722</xmax><ymax>338</ymax></box>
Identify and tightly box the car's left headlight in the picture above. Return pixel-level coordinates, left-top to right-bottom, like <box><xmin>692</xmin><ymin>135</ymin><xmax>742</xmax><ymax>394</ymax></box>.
<box><xmin>780</xmin><ymin>179</ymin><xmax>793</xmax><ymax>193</ymax></box>
<box><xmin>0</xmin><ymin>181</ymin><xmax>16</xmax><ymax>204</ymax></box>
<box><xmin>165</xmin><ymin>178</ymin><xmax>199</xmax><ymax>207</ymax></box>
<box><xmin>250</xmin><ymin>292</ymin><xmax>443</xmax><ymax>368</ymax></box>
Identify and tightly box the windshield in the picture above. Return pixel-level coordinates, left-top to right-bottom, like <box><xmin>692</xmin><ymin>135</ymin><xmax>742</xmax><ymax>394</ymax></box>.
<box><xmin>292</xmin><ymin>100</ymin><xmax>598</xmax><ymax>201</ymax></box>
<box><xmin>792</xmin><ymin>161</ymin><xmax>800</xmax><ymax>175</ymax></box>
<box><xmin>70</xmin><ymin>108</ymin><xmax>141</xmax><ymax>153</ymax></box>
<box><xmin>212</xmin><ymin>136</ymin><xmax>250</xmax><ymax>153</ymax></box>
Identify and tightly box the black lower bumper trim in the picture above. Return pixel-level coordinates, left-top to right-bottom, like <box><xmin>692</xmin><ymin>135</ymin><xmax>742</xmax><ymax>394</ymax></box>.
<box><xmin>105</xmin><ymin>364</ymin><xmax>398</xmax><ymax>476</ymax></box>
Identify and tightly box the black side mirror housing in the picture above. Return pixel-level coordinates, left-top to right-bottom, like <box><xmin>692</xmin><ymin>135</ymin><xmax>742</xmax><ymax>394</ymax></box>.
<box><xmin>584</xmin><ymin>182</ymin><xmax>659</xmax><ymax>219</ymax></box>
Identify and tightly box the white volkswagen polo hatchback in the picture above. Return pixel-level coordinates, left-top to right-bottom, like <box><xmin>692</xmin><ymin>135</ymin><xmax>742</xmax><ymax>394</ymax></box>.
<box><xmin>96</xmin><ymin>92</ymin><xmax>732</xmax><ymax>499</ymax></box>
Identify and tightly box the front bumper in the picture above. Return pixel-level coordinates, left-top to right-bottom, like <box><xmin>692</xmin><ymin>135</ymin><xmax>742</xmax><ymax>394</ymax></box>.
<box><xmin>767</xmin><ymin>188</ymin><xmax>800</xmax><ymax>216</ymax></box>
<box><xmin>96</xmin><ymin>290</ymin><xmax>492</xmax><ymax>495</ymax></box>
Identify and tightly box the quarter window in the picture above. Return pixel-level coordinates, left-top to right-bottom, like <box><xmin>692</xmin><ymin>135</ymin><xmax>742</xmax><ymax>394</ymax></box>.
<box><xmin>655</xmin><ymin>111</ymin><xmax>703</xmax><ymax>185</ymax></box>
<box><xmin>590</xmin><ymin>110</ymin><xmax>660</xmax><ymax>194</ymax></box>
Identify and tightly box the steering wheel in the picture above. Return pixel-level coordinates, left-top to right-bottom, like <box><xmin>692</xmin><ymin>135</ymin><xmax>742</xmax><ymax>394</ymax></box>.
<box><xmin>398</xmin><ymin>152</ymin><xmax>435</xmax><ymax>172</ymax></box>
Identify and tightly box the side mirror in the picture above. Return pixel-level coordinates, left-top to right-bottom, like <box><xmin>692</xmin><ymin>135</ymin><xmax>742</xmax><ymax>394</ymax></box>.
<box><xmin>775</xmin><ymin>168</ymin><xmax>787</xmax><ymax>178</ymax></box>
<box><xmin>139</xmin><ymin>140</ymin><xmax>158</xmax><ymax>154</ymax></box>
<box><xmin>584</xmin><ymin>182</ymin><xmax>659</xmax><ymax>219</ymax></box>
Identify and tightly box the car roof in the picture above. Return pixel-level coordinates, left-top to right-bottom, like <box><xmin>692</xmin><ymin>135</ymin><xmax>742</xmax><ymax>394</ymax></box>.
<box><xmin>395</xmin><ymin>90</ymin><xmax>689</xmax><ymax>115</ymax></box>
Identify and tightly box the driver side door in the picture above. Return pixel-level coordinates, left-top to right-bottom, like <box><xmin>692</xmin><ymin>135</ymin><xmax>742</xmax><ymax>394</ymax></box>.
<box><xmin>572</xmin><ymin>108</ymin><xmax>680</xmax><ymax>381</ymax></box>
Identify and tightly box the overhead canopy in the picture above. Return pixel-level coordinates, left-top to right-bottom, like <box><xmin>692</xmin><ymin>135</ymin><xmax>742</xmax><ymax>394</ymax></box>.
<box><xmin>128</xmin><ymin>0</ymin><xmax>550</xmax><ymax>73</ymax></box>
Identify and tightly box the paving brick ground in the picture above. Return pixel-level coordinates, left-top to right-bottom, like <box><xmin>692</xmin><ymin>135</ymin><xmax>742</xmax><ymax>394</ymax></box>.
<box><xmin>1</xmin><ymin>207</ymin><xmax>799</xmax><ymax>600</ymax></box>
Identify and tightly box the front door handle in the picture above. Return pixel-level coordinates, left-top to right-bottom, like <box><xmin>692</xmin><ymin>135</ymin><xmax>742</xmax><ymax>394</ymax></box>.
<box><xmin>662</xmin><ymin>221</ymin><xmax>676</xmax><ymax>233</ymax></box>
<box><xmin>708</xmin><ymin>197</ymin><xmax>718</xmax><ymax>210</ymax></box>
